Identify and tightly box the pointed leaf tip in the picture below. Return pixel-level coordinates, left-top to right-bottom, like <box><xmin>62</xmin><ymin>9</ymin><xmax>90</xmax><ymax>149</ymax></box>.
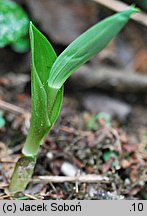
<box><xmin>48</xmin><ymin>8</ymin><xmax>139</xmax><ymax>89</ymax></box>
<box><xmin>29</xmin><ymin>22</ymin><xmax>36</xmax><ymax>33</ymax></box>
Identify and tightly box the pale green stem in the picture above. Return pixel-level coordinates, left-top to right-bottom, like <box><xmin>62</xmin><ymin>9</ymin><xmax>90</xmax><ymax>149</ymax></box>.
<box><xmin>9</xmin><ymin>87</ymin><xmax>59</xmax><ymax>195</ymax></box>
<box><xmin>9</xmin><ymin>156</ymin><xmax>36</xmax><ymax>194</ymax></box>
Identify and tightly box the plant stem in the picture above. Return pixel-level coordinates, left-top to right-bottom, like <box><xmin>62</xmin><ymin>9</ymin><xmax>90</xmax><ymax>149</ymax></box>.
<box><xmin>9</xmin><ymin>88</ymin><xmax>58</xmax><ymax>194</ymax></box>
<box><xmin>9</xmin><ymin>155</ymin><xmax>36</xmax><ymax>194</ymax></box>
<box><xmin>9</xmin><ymin>130</ymin><xmax>45</xmax><ymax>194</ymax></box>
<box><xmin>22</xmin><ymin>128</ymin><xmax>44</xmax><ymax>156</ymax></box>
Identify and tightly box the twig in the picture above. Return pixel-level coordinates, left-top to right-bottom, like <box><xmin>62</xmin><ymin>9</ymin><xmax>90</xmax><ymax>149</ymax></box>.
<box><xmin>32</xmin><ymin>175</ymin><xmax>109</xmax><ymax>183</ymax></box>
<box><xmin>0</xmin><ymin>99</ymin><xmax>27</xmax><ymax>115</ymax></box>
<box><xmin>24</xmin><ymin>194</ymin><xmax>38</xmax><ymax>200</ymax></box>
<box><xmin>0</xmin><ymin>156</ymin><xmax>21</xmax><ymax>163</ymax></box>
<box><xmin>92</xmin><ymin>0</ymin><xmax>147</xmax><ymax>26</ymax></box>
<box><xmin>0</xmin><ymin>183</ymin><xmax>9</xmax><ymax>189</ymax></box>
<box><xmin>60</xmin><ymin>126</ymin><xmax>92</xmax><ymax>136</ymax></box>
<box><xmin>0</xmin><ymin>195</ymin><xmax>11</xmax><ymax>200</ymax></box>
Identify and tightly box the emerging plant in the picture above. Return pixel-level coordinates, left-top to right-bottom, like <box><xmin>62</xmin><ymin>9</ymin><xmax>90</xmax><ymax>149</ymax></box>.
<box><xmin>0</xmin><ymin>0</ymin><xmax>29</xmax><ymax>52</ymax></box>
<box><xmin>9</xmin><ymin>7</ymin><xmax>139</xmax><ymax>194</ymax></box>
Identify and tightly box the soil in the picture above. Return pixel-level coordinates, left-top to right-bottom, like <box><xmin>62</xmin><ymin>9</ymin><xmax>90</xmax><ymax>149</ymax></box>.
<box><xmin>0</xmin><ymin>79</ymin><xmax>147</xmax><ymax>199</ymax></box>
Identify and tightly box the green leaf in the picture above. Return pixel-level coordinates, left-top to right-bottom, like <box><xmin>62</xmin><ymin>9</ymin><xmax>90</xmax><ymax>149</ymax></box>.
<box><xmin>29</xmin><ymin>23</ymin><xmax>57</xmax><ymax>92</ymax></box>
<box><xmin>22</xmin><ymin>59</ymin><xmax>51</xmax><ymax>156</ymax></box>
<box><xmin>22</xmin><ymin>23</ymin><xmax>63</xmax><ymax>156</ymax></box>
<box><xmin>49</xmin><ymin>86</ymin><xmax>64</xmax><ymax>126</ymax></box>
<box><xmin>0</xmin><ymin>0</ymin><xmax>29</xmax><ymax>48</ymax></box>
<box><xmin>48</xmin><ymin>7</ymin><xmax>139</xmax><ymax>89</ymax></box>
<box><xmin>29</xmin><ymin>23</ymin><xmax>64</xmax><ymax>128</ymax></box>
<box><xmin>23</xmin><ymin>7</ymin><xmax>139</xmax><ymax>156</ymax></box>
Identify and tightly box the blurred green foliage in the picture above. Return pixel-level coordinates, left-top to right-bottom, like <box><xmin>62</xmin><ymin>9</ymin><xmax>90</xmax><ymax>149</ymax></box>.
<box><xmin>0</xmin><ymin>0</ymin><xmax>29</xmax><ymax>52</ymax></box>
<box><xmin>87</xmin><ymin>113</ymin><xmax>111</xmax><ymax>131</ymax></box>
<box><xmin>0</xmin><ymin>111</ymin><xmax>5</xmax><ymax>129</ymax></box>
<box><xmin>103</xmin><ymin>150</ymin><xmax>119</xmax><ymax>168</ymax></box>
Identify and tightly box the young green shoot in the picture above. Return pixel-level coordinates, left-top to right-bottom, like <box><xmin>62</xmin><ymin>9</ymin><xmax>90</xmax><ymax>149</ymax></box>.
<box><xmin>9</xmin><ymin>6</ymin><xmax>139</xmax><ymax>194</ymax></box>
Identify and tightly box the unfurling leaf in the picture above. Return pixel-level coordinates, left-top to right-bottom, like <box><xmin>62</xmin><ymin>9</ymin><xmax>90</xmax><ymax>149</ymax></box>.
<box><xmin>23</xmin><ymin>7</ymin><xmax>139</xmax><ymax>156</ymax></box>
<box><xmin>9</xmin><ymin>6</ymin><xmax>139</xmax><ymax>194</ymax></box>
<box><xmin>48</xmin><ymin>7</ymin><xmax>139</xmax><ymax>89</ymax></box>
<box><xmin>22</xmin><ymin>23</ymin><xmax>63</xmax><ymax>156</ymax></box>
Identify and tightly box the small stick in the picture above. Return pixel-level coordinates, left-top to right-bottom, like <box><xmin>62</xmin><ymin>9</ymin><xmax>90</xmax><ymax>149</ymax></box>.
<box><xmin>32</xmin><ymin>175</ymin><xmax>109</xmax><ymax>183</ymax></box>
<box><xmin>24</xmin><ymin>194</ymin><xmax>38</xmax><ymax>200</ymax></box>
<box><xmin>92</xmin><ymin>0</ymin><xmax>147</xmax><ymax>26</ymax></box>
<box><xmin>0</xmin><ymin>183</ymin><xmax>9</xmax><ymax>189</ymax></box>
<box><xmin>75</xmin><ymin>170</ymin><xmax>81</xmax><ymax>193</ymax></box>
<box><xmin>61</xmin><ymin>126</ymin><xmax>92</xmax><ymax>136</ymax></box>
<box><xmin>0</xmin><ymin>99</ymin><xmax>27</xmax><ymax>115</ymax></box>
<box><xmin>0</xmin><ymin>195</ymin><xmax>11</xmax><ymax>200</ymax></box>
<box><xmin>0</xmin><ymin>160</ymin><xmax>18</xmax><ymax>163</ymax></box>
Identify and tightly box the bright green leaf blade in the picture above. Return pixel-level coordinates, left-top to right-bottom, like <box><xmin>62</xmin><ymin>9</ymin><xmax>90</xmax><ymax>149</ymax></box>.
<box><xmin>23</xmin><ymin>22</ymin><xmax>58</xmax><ymax>156</ymax></box>
<box><xmin>23</xmin><ymin>22</ymin><xmax>63</xmax><ymax>156</ymax></box>
<box><xmin>49</xmin><ymin>85</ymin><xmax>64</xmax><ymax>126</ymax></box>
<box><xmin>31</xmin><ymin>66</ymin><xmax>51</xmax><ymax>137</ymax></box>
<box><xmin>29</xmin><ymin>23</ymin><xmax>64</xmax><ymax>129</ymax></box>
<box><xmin>22</xmin><ymin>66</ymin><xmax>51</xmax><ymax>156</ymax></box>
<box><xmin>29</xmin><ymin>23</ymin><xmax>57</xmax><ymax>92</ymax></box>
<box><xmin>48</xmin><ymin>7</ymin><xmax>139</xmax><ymax>89</ymax></box>
<box><xmin>0</xmin><ymin>0</ymin><xmax>29</xmax><ymax>47</ymax></box>
<box><xmin>30</xmin><ymin>22</ymin><xmax>63</xmax><ymax>128</ymax></box>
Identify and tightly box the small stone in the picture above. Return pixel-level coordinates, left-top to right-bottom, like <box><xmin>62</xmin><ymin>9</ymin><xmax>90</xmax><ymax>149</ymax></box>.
<box><xmin>61</xmin><ymin>162</ymin><xmax>78</xmax><ymax>177</ymax></box>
